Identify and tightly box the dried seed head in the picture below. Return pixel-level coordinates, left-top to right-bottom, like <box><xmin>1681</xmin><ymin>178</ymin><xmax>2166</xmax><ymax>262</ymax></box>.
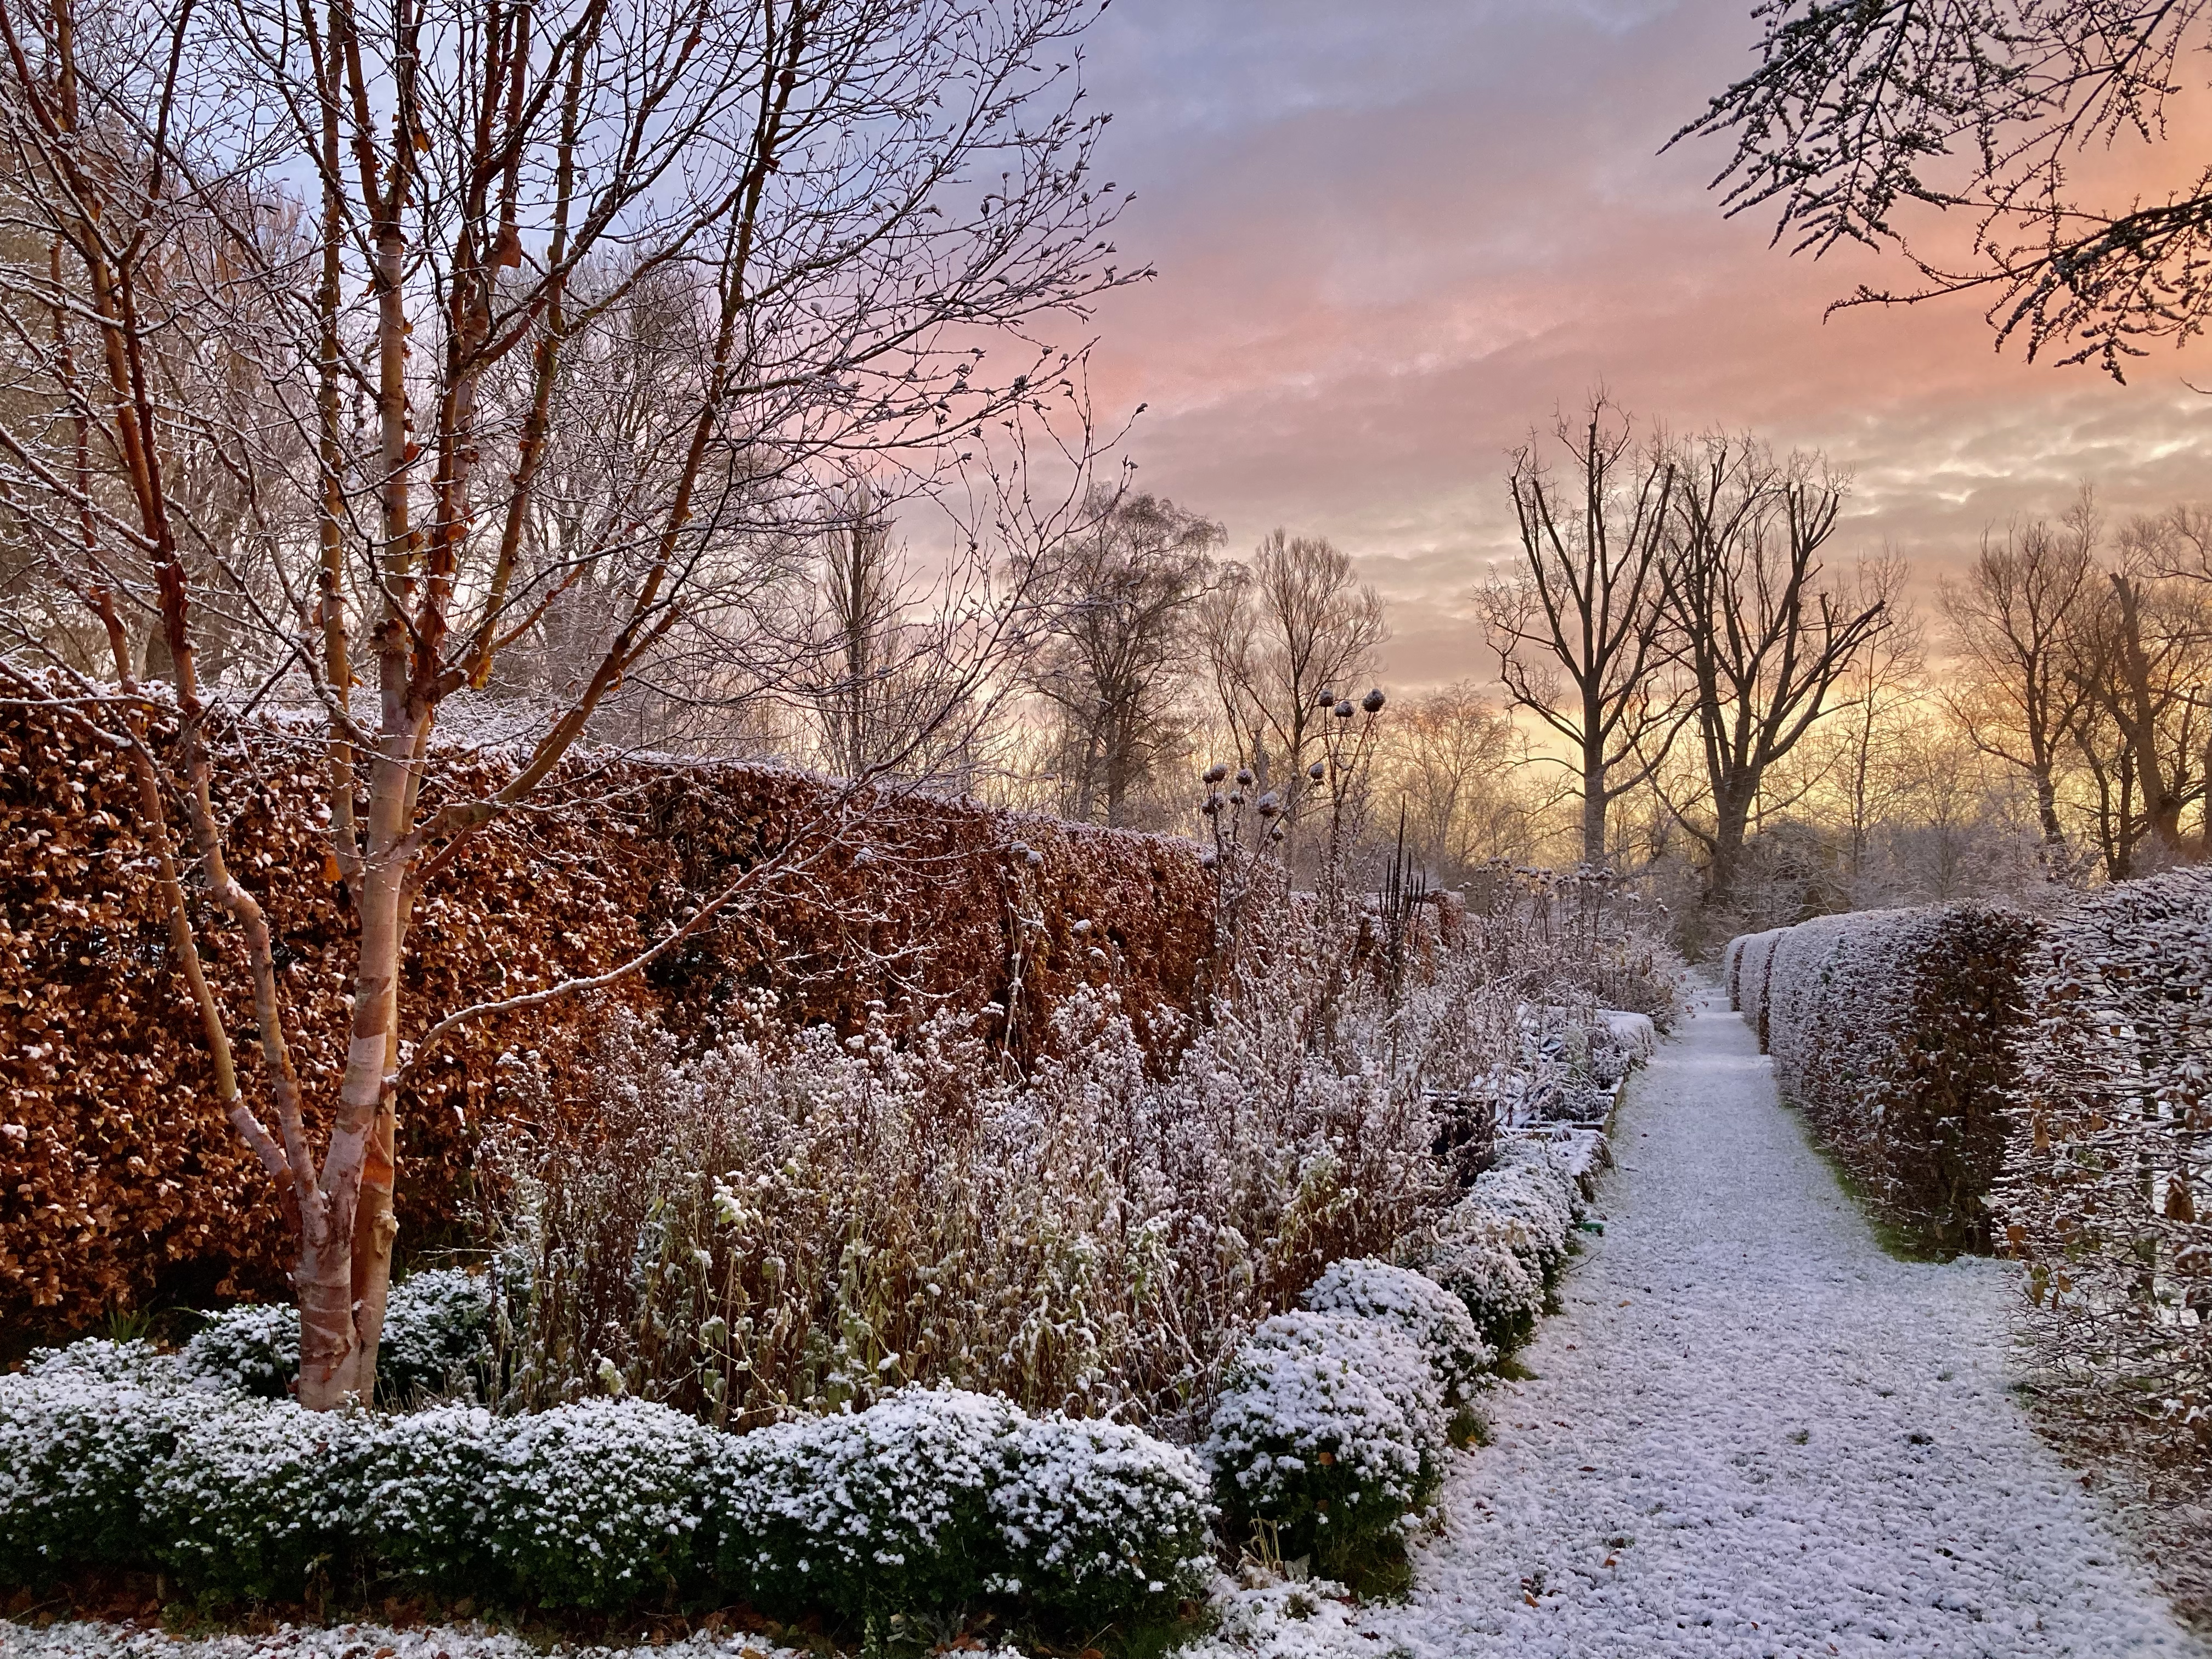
<box><xmin>1334</xmin><ymin>699</ymin><xmax>1355</xmax><ymax>719</ymax></box>
<box><xmin>1235</xmin><ymin>768</ymin><xmax>1254</xmax><ymax>787</ymax></box>
<box><xmin>1199</xmin><ymin>849</ymin><xmax>1218</xmax><ymax>868</ymax></box>
<box><xmin>1256</xmin><ymin>791</ymin><xmax>1280</xmax><ymax>818</ymax></box>
<box><xmin>1307</xmin><ymin>760</ymin><xmax>1325</xmax><ymax>782</ymax></box>
<box><xmin>1317</xmin><ymin>687</ymin><xmax>1338</xmax><ymax>708</ymax></box>
<box><xmin>1362</xmin><ymin>687</ymin><xmax>1386</xmax><ymax>713</ymax></box>
<box><xmin>1203</xmin><ymin>761</ymin><xmax>1228</xmax><ymax>785</ymax></box>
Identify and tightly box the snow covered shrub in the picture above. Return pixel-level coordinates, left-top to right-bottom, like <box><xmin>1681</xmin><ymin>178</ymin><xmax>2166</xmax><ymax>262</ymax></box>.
<box><xmin>178</xmin><ymin>1269</ymin><xmax>493</xmax><ymax>1402</ymax></box>
<box><xmin>1411</xmin><ymin>1204</ymin><xmax>1546</xmax><ymax>1356</ymax></box>
<box><xmin>990</xmin><ymin>1413</ymin><xmax>1215</xmax><ymax>1625</ymax></box>
<box><xmin>1763</xmin><ymin>904</ymin><xmax>2037</xmax><ymax>1255</ymax></box>
<box><xmin>1464</xmin><ymin>1142</ymin><xmax>1578</xmax><ymax>1283</ymax></box>
<box><xmin>1729</xmin><ymin>928</ymin><xmax>1786</xmax><ymax>1049</ymax></box>
<box><xmin>1723</xmin><ymin>934</ymin><xmax>1747</xmax><ymax>1009</ymax></box>
<box><xmin>180</xmin><ymin>1302</ymin><xmax>297</xmax><ymax>1397</ymax></box>
<box><xmin>1299</xmin><ymin>1260</ymin><xmax>1493</xmax><ymax>1402</ymax></box>
<box><xmin>143</xmin><ymin>1396</ymin><xmax>376</xmax><ymax>1602</ymax></box>
<box><xmin>376</xmin><ymin>1268</ymin><xmax>497</xmax><ymax>1400</ymax></box>
<box><xmin>374</xmin><ymin>1400</ymin><xmax>719</xmax><ymax>1610</ymax></box>
<box><xmin>713</xmin><ymin>1386</ymin><xmax>1209</xmax><ymax>1628</ymax></box>
<box><xmin>0</xmin><ymin>1358</ymin><xmax>202</xmax><ymax>1582</ymax></box>
<box><xmin>714</xmin><ymin>1387</ymin><xmax>1018</xmax><ymax>1620</ymax></box>
<box><xmin>1201</xmin><ymin>1314</ymin><xmax>1440</xmax><ymax>1574</ymax></box>
<box><xmin>1997</xmin><ymin>868</ymin><xmax>2212</xmax><ymax>1456</ymax></box>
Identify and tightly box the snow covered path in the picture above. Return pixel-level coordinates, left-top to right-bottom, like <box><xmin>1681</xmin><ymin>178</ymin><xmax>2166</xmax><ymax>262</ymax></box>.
<box><xmin>1365</xmin><ymin>985</ymin><xmax>2203</xmax><ymax>1659</ymax></box>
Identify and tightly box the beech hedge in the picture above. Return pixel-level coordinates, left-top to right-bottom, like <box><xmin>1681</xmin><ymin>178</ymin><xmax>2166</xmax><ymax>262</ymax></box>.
<box><xmin>1996</xmin><ymin>867</ymin><xmax>2212</xmax><ymax>1453</ymax></box>
<box><xmin>0</xmin><ymin>702</ymin><xmax>1213</xmax><ymax>1330</ymax></box>
<box><xmin>1731</xmin><ymin>904</ymin><xmax>2039</xmax><ymax>1255</ymax></box>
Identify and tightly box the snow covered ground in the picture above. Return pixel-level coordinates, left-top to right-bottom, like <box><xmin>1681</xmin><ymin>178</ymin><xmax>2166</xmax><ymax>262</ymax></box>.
<box><xmin>1351</xmin><ymin>985</ymin><xmax>2204</xmax><ymax>1659</ymax></box>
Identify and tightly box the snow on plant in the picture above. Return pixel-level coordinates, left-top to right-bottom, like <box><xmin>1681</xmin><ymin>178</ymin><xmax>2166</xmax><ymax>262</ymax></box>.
<box><xmin>0</xmin><ymin>1361</ymin><xmax>202</xmax><ymax>1583</ymax></box>
<box><xmin>1200</xmin><ymin>1313</ymin><xmax>1438</xmax><ymax>1574</ymax></box>
<box><xmin>1997</xmin><ymin>867</ymin><xmax>2212</xmax><ymax>1457</ymax></box>
<box><xmin>1461</xmin><ymin>1141</ymin><xmax>1579</xmax><ymax>1283</ymax></box>
<box><xmin>990</xmin><ymin>1412</ymin><xmax>1216</xmax><ymax>1623</ymax></box>
<box><xmin>1298</xmin><ymin>1260</ymin><xmax>1493</xmax><ymax>1403</ymax></box>
<box><xmin>142</xmin><ymin>1395</ymin><xmax>376</xmax><ymax>1603</ymax></box>
<box><xmin>179</xmin><ymin>1303</ymin><xmax>297</xmax><ymax>1397</ymax></box>
<box><xmin>382</xmin><ymin>1400</ymin><xmax>720</xmax><ymax>1610</ymax></box>
<box><xmin>179</xmin><ymin>1269</ymin><xmax>493</xmax><ymax>1402</ymax></box>
<box><xmin>1406</xmin><ymin>1203</ymin><xmax>1545</xmax><ymax>1357</ymax></box>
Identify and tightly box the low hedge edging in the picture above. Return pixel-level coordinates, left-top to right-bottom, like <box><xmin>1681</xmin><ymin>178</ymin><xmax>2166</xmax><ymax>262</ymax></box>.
<box><xmin>0</xmin><ymin>1359</ymin><xmax>1211</xmax><ymax>1629</ymax></box>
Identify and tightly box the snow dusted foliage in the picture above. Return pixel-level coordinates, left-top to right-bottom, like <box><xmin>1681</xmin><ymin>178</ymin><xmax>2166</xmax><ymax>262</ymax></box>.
<box><xmin>0</xmin><ymin>1358</ymin><xmax>197</xmax><ymax>1580</ymax></box>
<box><xmin>1997</xmin><ymin>868</ymin><xmax>2212</xmax><ymax>1456</ymax></box>
<box><xmin>179</xmin><ymin>1268</ymin><xmax>492</xmax><ymax>1402</ymax></box>
<box><xmin>486</xmin><ymin>980</ymin><xmax>1457</xmax><ymax>1432</ymax></box>
<box><xmin>1300</xmin><ymin>1260</ymin><xmax>1495</xmax><ymax>1402</ymax></box>
<box><xmin>714</xmin><ymin>1386</ymin><xmax>1210</xmax><ymax>1626</ymax></box>
<box><xmin>1730</xmin><ymin>927</ymin><xmax>1787</xmax><ymax>1050</ymax></box>
<box><xmin>383</xmin><ymin>1400</ymin><xmax>719</xmax><ymax>1610</ymax></box>
<box><xmin>1722</xmin><ymin>934</ymin><xmax>1748</xmax><ymax>1010</ymax></box>
<box><xmin>1403</xmin><ymin>1133</ymin><xmax>1582</xmax><ymax>1357</ymax></box>
<box><xmin>1410</xmin><ymin>1203</ymin><xmax>1547</xmax><ymax>1358</ymax></box>
<box><xmin>1754</xmin><ymin>905</ymin><xmax>2037</xmax><ymax>1255</ymax></box>
<box><xmin>142</xmin><ymin>1397</ymin><xmax>376</xmax><ymax>1604</ymax></box>
<box><xmin>986</xmin><ymin>1413</ymin><xmax>1216</xmax><ymax>1623</ymax></box>
<box><xmin>179</xmin><ymin>1304</ymin><xmax>297</xmax><ymax>1397</ymax></box>
<box><xmin>1201</xmin><ymin>1313</ymin><xmax>1442</xmax><ymax>1572</ymax></box>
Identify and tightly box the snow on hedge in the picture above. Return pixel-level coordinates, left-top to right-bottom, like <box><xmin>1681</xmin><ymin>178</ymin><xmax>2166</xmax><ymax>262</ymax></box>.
<box><xmin>180</xmin><ymin>1267</ymin><xmax>493</xmax><ymax>1402</ymax></box>
<box><xmin>1</xmin><ymin>1357</ymin><xmax>1208</xmax><ymax>1626</ymax></box>
<box><xmin>1300</xmin><ymin>1259</ymin><xmax>1494</xmax><ymax>1403</ymax></box>
<box><xmin>1996</xmin><ymin>866</ymin><xmax>2212</xmax><ymax>1456</ymax></box>
<box><xmin>714</xmin><ymin>1385</ymin><xmax>1211</xmax><ymax>1626</ymax></box>
<box><xmin>1739</xmin><ymin>905</ymin><xmax>2038</xmax><ymax>1255</ymax></box>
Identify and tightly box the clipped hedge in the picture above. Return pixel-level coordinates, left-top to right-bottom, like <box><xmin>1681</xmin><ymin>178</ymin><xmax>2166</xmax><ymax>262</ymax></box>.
<box><xmin>0</xmin><ymin>1362</ymin><xmax>1209</xmax><ymax>1629</ymax></box>
<box><xmin>0</xmin><ymin>701</ymin><xmax>1213</xmax><ymax>1329</ymax></box>
<box><xmin>1735</xmin><ymin>904</ymin><xmax>2039</xmax><ymax>1255</ymax></box>
<box><xmin>1997</xmin><ymin>867</ymin><xmax>2212</xmax><ymax>1453</ymax></box>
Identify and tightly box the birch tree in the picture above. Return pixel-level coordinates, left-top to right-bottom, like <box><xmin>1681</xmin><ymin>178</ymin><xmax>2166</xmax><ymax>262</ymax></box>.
<box><xmin>0</xmin><ymin>0</ymin><xmax>1132</xmax><ymax>1406</ymax></box>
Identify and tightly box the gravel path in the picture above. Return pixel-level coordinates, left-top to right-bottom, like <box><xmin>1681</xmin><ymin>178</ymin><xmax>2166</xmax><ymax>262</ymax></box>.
<box><xmin>1365</xmin><ymin>985</ymin><xmax>2204</xmax><ymax>1659</ymax></box>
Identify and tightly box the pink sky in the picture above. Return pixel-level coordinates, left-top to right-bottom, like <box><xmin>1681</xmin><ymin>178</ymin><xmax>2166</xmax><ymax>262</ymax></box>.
<box><xmin>1076</xmin><ymin>0</ymin><xmax>2212</xmax><ymax>690</ymax></box>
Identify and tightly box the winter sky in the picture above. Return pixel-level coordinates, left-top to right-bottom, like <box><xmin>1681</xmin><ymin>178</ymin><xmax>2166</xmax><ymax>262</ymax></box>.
<box><xmin>1077</xmin><ymin>0</ymin><xmax>2212</xmax><ymax>690</ymax></box>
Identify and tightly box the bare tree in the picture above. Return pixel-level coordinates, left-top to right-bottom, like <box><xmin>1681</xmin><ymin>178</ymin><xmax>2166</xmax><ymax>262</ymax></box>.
<box><xmin>1025</xmin><ymin>487</ymin><xmax>1221</xmax><ymax>827</ymax></box>
<box><xmin>1816</xmin><ymin>551</ymin><xmax>1927</xmax><ymax>889</ymax></box>
<box><xmin>1482</xmin><ymin>398</ymin><xmax>1681</xmax><ymax>867</ymax></box>
<box><xmin>1677</xmin><ymin>1</ymin><xmax>2212</xmax><ymax>377</ymax></box>
<box><xmin>1662</xmin><ymin>433</ymin><xmax>1888</xmax><ymax>915</ymax></box>
<box><xmin>2073</xmin><ymin>517</ymin><xmax>2212</xmax><ymax>862</ymax></box>
<box><xmin>0</xmin><ymin>0</ymin><xmax>1131</xmax><ymax>1406</ymax></box>
<box><xmin>1375</xmin><ymin>681</ymin><xmax>1538</xmax><ymax>884</ymax></box>
<box><xmin>1200</xmin><ymin>528</ymin><xmax>1384</xmax><ymax>822</ymax></box>
<box><xmin>1940</xmin><ymin>501</ymin><xmax>2097</xmax><ymax>862</ymax></box>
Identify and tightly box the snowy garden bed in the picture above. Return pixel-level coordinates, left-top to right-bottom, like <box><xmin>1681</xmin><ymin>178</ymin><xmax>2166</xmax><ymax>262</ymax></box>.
<box><xmin>0</xmin><ymin>1132</ymin><xmax>1607</xmax><ymax>1642</ymax></box>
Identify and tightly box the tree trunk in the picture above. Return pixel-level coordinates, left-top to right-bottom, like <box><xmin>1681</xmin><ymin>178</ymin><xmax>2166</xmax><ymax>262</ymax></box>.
<box><xmin>1581</xmin><ymin>747</ymin><xmax>1606</xmax><ymax>867</ymax></box>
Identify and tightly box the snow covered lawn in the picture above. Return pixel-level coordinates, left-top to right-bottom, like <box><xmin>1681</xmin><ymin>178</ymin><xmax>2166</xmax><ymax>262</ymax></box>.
<box><xmin>1351</xmin><ymin>985</ymin><xmax>2202</xmax><ymax>1659</ymax></box>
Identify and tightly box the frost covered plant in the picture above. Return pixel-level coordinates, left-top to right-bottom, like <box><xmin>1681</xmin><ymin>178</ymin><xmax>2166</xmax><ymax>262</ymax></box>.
<box><xmin>1465</xmin><ymin>1141</ymin><xmax>1580</xmax><ymax>1284</ymax></box>
<box><xmin>716</xmin><ymin>1387</ymin><xmax>1018</xmax><ymax>1618</ymax></box>
<box><xmin>0</xmin><ymin>1361</ymin><xmax>203</xmax><ymax>1583</ymax></box>
<box><xmin>1201</xmin><ymin>1313</ymin><xmax>1441</xmax><ymax>1575</ymax></box>
<box><xmin>142</xmin><ymin>1395</ymin><xmax>377</xmax><ymax>1602</ymax></box>
<box><xmin>715</xmin><ymin>1386</ymin><xmax>1038</xmax><ymax>1623</ymax></box>
<box><xmin>990</xmin><ymin>1413</ymin><xmax>1216</xmax><ymax>1625</ymax></box>
<box><xmin>179</xmin><ymin>1268</ymin><xmax>493</xmax><ymax>1403</ymax></box>
<box><xmin>1299</xmin><ymin>1259</ymin><xmax>1494</xmax><ymax>1403</ymax></box>
<box><xmin>1412</xmin><ymin>1200</ymin><xmax>1548</xmax><ymax>1357</ymax></box>
<box><xmin>362</xmin><ymin>1400</ymin><xmax>718</xmax><ymax>1610</ymax></box>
